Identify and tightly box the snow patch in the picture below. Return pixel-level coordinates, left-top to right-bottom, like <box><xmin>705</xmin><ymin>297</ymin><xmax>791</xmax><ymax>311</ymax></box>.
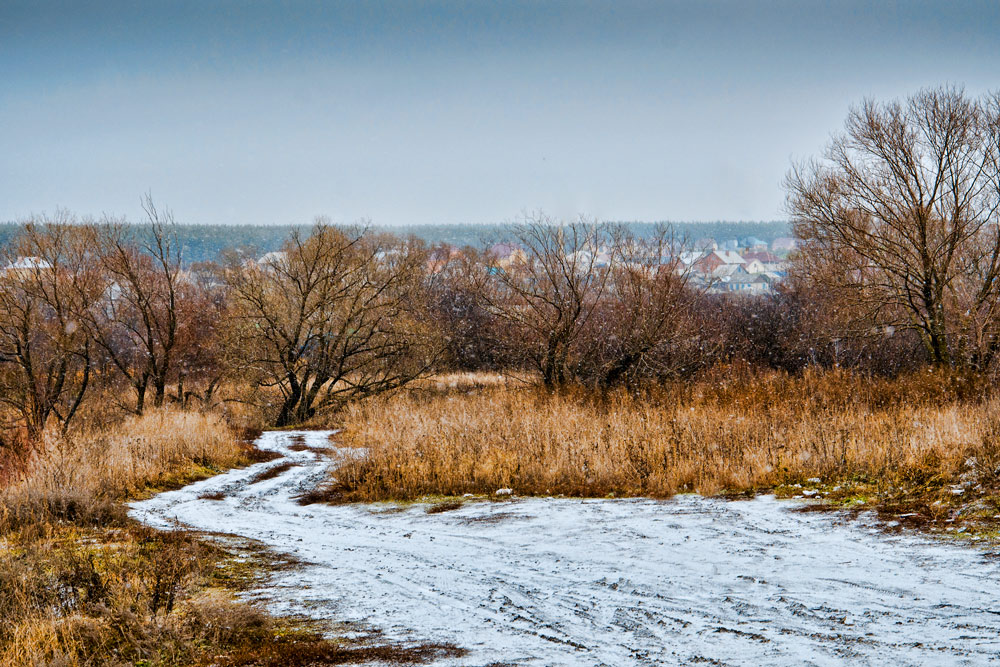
<box><xmin>131</xmin><ymin>430</ymin><xmax>1000</xmax><ymax>666</ymax></box>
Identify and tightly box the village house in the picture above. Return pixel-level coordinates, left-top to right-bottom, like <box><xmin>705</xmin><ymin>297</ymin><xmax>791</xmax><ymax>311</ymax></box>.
<box><xmin>3</xmin><ymin>256</ymin><xmax>53</xmax><ymax>275</ymax></box>
<box><xmin>725</xmin><ymin>272</ymin><xmax>773</xmax><ymax>295</ymax></box>
<box><xmin>487</xmin><ymin>242</ymin><xmax>528</xmax><ymax>268</ymax></box>
<box><xmin>426</xmin><ymin>244</ymin><xmax>463</xmax><ymax>274</ymax></box>
<box><xmin>771</xmin><ymin>237</ymin><xmax>798</xmax><ymax>254</ymax></box>
<box><xmin>691</xmin><ymin>249</ymin><xmax>745</xmax><ymax>275</ymax></box>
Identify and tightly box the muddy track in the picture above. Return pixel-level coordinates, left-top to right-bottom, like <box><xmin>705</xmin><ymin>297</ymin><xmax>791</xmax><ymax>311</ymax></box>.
<box><xmin>131</xmin><ymin>431</ymin><xmax>1000</xmax><ymax>666</ymax></box>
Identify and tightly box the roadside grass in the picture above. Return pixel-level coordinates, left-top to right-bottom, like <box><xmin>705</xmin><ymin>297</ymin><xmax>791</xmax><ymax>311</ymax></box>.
<box><xmin>326</xmin><ymin>367</ymin><xmax>1000</xmax><ymax>539</ymax></box>
<box><xmin>0</xmin><ymin>408</ymin><xmax>464</xmax><ymax>667</ymax></box>
<box><xmin>6</xmin><ymin>410</ymin><xmax>255</xmax><ymax>503</ymax></box>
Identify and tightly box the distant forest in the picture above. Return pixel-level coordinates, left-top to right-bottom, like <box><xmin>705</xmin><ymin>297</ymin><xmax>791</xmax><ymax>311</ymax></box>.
<box><xmin>0</xmin><ymin>220</ymin><xmax>790</xmax><ymax>265</ymax></box>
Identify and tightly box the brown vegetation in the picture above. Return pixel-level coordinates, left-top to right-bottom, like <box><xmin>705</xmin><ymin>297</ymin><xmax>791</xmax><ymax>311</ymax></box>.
<box><xmin>324</xmin><ymin>369</ymin><xmax>1000</xmax><ymax>537</ymax></box>
<box><xmin>0</xmin><ymin>410</ymin><xmax>461</xmax><ymax>666</ymax></box>
<box><xmin>7</xmin><ymin>410</ymin><xmax>247</xmax><ymax>504</ymax></box>
<box><xmin>787</xmin><ymin>86</ymin><xmax>1000</xmax><ymax>369</ymax></box>
<box><xmin>0</xmin><ymin>221</ymin><xmax>97</xmax><ymax>439</ymax></box>
<box><xmin>0</xmin><ymin>410</ymin><xmax>246</xmax><ymax>665</ymax></box>
<box><xmin>248</xmin><ymin>461</ymin><xmax>300</xmax><ymax>484</ymax></box>
<box><xmin>4</xmin><ymin>82</ymin><xmax>1000</xmax><ymax>664</ymax></box>
<box><xmin>223</xmin><ymin>224</ymin><xmax>440</xmax><ymax>426</ymax></box>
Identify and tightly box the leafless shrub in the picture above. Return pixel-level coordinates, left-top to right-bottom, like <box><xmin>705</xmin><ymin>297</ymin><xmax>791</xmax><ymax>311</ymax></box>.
<box><xmin>474</xmin><ymin>215</ymin><xmax>613</xmax><ymax>388</ymax></box>
<box><xmin>223</xmin><ymin>222</ymin><xmax>440</xmax><ymax>426</ymax></box>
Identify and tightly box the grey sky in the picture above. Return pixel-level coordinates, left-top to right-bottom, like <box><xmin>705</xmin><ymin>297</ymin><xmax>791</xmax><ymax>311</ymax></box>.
<box><xmin>2</xmin><ymin>1</ymin><xmax>999</xmax><ymax>225</ymax></box>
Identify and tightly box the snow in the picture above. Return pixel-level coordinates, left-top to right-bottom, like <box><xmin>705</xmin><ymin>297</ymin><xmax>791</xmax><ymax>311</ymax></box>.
<box><xmin>4</xmin><ymin>256</ymin><xmax>52</xmax><ymax>271</ymax></box>
<box><xmin>131</xmin><ymin>430</ymin><xmax>1000</xmax><ymax>666</ymax></box>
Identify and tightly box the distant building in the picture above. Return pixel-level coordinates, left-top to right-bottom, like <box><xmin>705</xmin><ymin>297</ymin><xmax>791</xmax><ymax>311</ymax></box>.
<box><xmin>5</xmin><ymin>256</ymin><xmax>52</xmax><ymax>271</ymax></box>
<box><xmin>741</xmin><ymin>249</ymin><xmax>782</xmax><ymax>264</ymax></box>
<box><xmin>725</xmin><ymin>272</ymin><xmax>773</xmax><ymax>295</ymax></box>
<box><xmin>691</xmin><ymin>249</ymin><xmax>745</xmax><ymax>275</ymax></box>
<box><xmin>488</xmin><ymin>242</ymin><xmax>527</xmax><ymax>268</ymax></box>
<box><xmin>2</xmin><ymin>256</ymin><xmax>53</xmax><ymax>279</ymax></box>
<box><xmin>711</xmin><ymin>263</ymin><xmax>747</xmax><ymax>280</ymax></box>
<box><xmin>771</xmin><ymin>237</ymin><xmax>798</xmax><ymax>254</ymax></box>
<box><xmin>256</xmin><ymin>250</ymin><xmax>287</xmax><ymax>268</ymax></box>
<box><xmin>426</xmin><ymin>245</ymin><xmax>463</xmax><ymax>274</ymax></box>
<box><xmin>678</xmin><ymin>250</ymin><xmax>703</xmax><ymax>267</ymax></box>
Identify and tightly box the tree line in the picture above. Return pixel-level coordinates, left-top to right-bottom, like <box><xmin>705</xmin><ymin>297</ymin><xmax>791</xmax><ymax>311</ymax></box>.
<box><xmin>0</xmin><ymin>86</ymin><xmax>997</xmax><ymax>447</ymax></box>
<box><xmin>0</xmin><ymin>221</ymin><xmax>790</xmax><ymax>267</ymax></box>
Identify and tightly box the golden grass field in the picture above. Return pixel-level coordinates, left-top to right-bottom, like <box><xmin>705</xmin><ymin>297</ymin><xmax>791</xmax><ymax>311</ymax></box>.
<box><xmin>329</xmin><ymin>368</ymin><xmax>1000</xmax><ymax>535</ymax></box>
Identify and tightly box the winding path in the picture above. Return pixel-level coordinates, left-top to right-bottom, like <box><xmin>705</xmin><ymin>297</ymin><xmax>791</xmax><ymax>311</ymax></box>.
<box><xmin>131</xmin><ymin>430</ymin><xmax>1000</xmax><ymax>666</ymax></box>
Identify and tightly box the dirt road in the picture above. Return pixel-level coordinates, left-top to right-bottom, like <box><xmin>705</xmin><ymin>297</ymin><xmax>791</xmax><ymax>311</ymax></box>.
<box><xmin>131</xmin><ymin>430</ymin><xmax>1000</xmax><ymax>666</ymax></box>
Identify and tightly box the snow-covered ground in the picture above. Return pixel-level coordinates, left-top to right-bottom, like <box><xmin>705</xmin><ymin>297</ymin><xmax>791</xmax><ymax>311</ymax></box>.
<box><xmin>131</xmin><ymin>430</ymin><xmax>1000</xmax><ymax>666</ymax></box>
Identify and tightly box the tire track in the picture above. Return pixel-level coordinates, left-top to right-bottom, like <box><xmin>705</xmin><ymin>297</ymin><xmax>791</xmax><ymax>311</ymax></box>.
<box><xmin>131</xmin><ymin>430</ymin><xmax>1000</xmax><ymax>666</ymax></box>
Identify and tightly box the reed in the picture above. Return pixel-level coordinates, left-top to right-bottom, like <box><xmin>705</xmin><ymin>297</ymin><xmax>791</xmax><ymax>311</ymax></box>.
<box><xmin>330</xmin><ymin>368</ymin><xmax>1000</xmax><ymax>502</ymax></box>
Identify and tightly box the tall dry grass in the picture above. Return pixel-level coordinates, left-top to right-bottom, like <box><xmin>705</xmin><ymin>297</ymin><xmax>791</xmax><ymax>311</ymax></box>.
<box><xmin>0</xmin><ymin>409</ymin><xmax>256</xmax><ymax>536</ymax></box>
<box><xmin>330</xmin><ymin>368</ymin><xmax>1000</xmax><ymax>501</ymax></box>
<box><xmin>16</xmin><ymin>410</ymin><xmax>246</xmax><ymax>497</ymax></box>
<box><xmin>0</xmin><ymin>409</ymin><xmax>259</xmax><ymax>667</ymax></box>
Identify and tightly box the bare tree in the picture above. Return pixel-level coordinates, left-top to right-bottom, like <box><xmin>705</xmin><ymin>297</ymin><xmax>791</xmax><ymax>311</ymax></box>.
<box><xmin>0</xmin><ymin>219</ymin><xmax>99</xmax><ymax>440</ymax></box>
<box><xmin>425</xmin><ymin>246</ymin><xmax>515</xmax><ymax>372</ymax></box>
<box><xmin>224</xmin><ymin>223</ymin><xmax>438</xmax><ymax>426</ymax></box>
<box><xmin>172</xmin><ymin>262</ymin><xmax>228</xmax><ymax>407</ymax></box>
<box><xmin>787</xmin><ymin>86</ymin><xmax>1000</xmax><ymax>369</ymax></box>
<box><xmin>584</xmin><ymin>225</ymin><xmax>698</xmax><ymax>387</ymax></box>
<box><xmin>81</xmin><ymin>197</ymin><xmax>185</xmax><ymax>413</ymax></box>
<box><xmin>476</xmin><ymin>215</ymin><xmax>612</xmax><ymax>388</ymax></box>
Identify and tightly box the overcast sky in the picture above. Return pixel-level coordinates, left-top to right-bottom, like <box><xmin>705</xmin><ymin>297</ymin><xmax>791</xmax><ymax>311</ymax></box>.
<box><xmin>2</xmin><ymin>0</ymin><xmax>999</xmax><ymax>226</ymax></box>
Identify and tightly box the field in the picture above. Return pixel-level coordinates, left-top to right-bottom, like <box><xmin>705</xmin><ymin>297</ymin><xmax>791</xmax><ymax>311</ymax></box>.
<box><xmin>323</xmin><ymin>369</ymin><xmax>1000</xmax><ymax>537</ymax></box>
<box><xmin>6</xmin><ymin>367</ymin><xmax>1000</xmax><ymax>664</ymax></box>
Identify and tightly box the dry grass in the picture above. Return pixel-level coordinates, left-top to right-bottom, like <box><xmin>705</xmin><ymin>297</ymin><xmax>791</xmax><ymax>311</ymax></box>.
<box><xmin>208</xmin><ymin>639</ymin><xmax>468</xmax><ymax>666</ymax></box>
<box><xmin>328</xmin><ymin>368</ymin><xmax>1000</xmax><ymax>518</ymax></box>
<box><xmin>0</xmin><ymin>410</ymin><xmax>255</xmax><ymax>665</ymax></box>
<box><xmin>0</xmin><ymin>410</ymin><xmax>267</xmax><ymax>539</ymax></box>
<box><xmin>7</xmin><ymin>368</ymin><xmax>996</xmax><ymax>663</ymax></box>
<box><xmin>406</xmin><ymin>370</ymin><xmax>535</xmax><ymax>391</ymax></box>
<box><xmin>0</xmin><ymin>525</ymin><xmax>249</xmax><ymax>666</ymax></box>
<box><xmin>17</xmin><ymin>410</ymin><xmax>248</xmax><ymax>498</ymax></box>
<box><xmin>0</xmin><ymin>408</ymin><xmax>461</xmax><ymax>666</ymax></box>
<box><xmin>248</xmin><ymin>461</ymin><xmax>299</xmax><ymax>484</ymax></box>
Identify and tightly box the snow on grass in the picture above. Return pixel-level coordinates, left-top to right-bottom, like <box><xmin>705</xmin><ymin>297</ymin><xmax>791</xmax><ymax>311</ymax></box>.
<box><xmin>131</xmin><ymin>430</ymin><xmax>1000</xmax><ymax>666</ymax></box>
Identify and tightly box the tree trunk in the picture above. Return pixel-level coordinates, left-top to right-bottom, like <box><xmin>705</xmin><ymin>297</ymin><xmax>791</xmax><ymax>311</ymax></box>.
<box><xmin>135</xmin><ymin>375</ymin><xmax>149</xmax><ymax>415</ymax></box>
<box><xmin>601</xmin><ymin>350</ymin><xmax>641</xmax><ymax>390</ymax></box>
<box><xmin>275</xmin><ymin>376</ymin><xmax>303</xmax><ymax>427</ymax></box>
<box><xmin>152</xmin><ymin>368</ymin><xmax>167</xmax><ymax>407</ymax></box>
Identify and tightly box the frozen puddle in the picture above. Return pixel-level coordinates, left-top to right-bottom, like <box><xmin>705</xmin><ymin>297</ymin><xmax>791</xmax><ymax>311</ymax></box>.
<box><xmin>131</xmin><ymin>430</ymin><xmax>1000</xmax><ymax>666</ymax></box>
